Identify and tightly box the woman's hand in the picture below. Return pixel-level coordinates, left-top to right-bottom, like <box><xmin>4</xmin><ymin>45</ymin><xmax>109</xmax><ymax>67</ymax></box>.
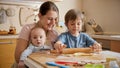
<box><xmin>90</xmin><ymin>43</ymin><xmax>102</xmax><ymax>53</ymax></box>
<box><xmin>54</xmin><ymin>41</ymin><xmax>66</xmax><ymax>53</ymax></box>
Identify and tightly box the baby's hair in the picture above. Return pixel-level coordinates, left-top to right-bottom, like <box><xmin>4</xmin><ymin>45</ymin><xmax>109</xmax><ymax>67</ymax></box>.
<box><xmin>29</xmin><ymin>27</ymin><xmax>46</xmax><ymax>43</ymax></box>
<box><xmin>65</xmin><ymin>9</ymin><xmax>83</xmax><ymax>26</ymax></box>
<box><xmin>30</xmin><ymin>27</ymin><xmax>46</xmax><ymax>36</ymax></box>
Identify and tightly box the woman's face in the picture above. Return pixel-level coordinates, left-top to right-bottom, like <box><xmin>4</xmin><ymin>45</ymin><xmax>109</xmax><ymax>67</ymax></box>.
<box><xmin>67</xmin><ymin>17</ymin><xmax>82</xmax><ymax>36</ymax></box>
<box><xmin>38</xmin><ymin>10</ymin><xmax>58</xmax><ymax>31</ymax></box>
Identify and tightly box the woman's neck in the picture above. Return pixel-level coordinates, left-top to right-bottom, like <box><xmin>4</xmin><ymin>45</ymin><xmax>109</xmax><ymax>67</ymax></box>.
<box><xmin>36</xmin><ymin>21</ymin><xmax>49</xmax><ymax>36</ymax></box>
<box><xmin>37</xmin><ymin>21</ymin><xmax>47</xmax><ymax>31</ymax></box>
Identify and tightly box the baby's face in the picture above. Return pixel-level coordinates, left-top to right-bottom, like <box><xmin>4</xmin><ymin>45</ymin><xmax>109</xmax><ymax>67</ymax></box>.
<box><xmin>30</xmin><ymin>28</ymin><xmax>46</xmax><ymax>47</ymax></box>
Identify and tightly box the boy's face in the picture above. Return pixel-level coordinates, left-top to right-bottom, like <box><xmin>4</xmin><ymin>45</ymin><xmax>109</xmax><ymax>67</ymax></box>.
<box><xmin>67</xmin><ymin>17</ymin><xmax>82</xmax><ymax>36</ymax></box>
<box><xmin>31</xmin><ymin>28</ymin><xmax>46</xmax><ymax>47</ymax></box>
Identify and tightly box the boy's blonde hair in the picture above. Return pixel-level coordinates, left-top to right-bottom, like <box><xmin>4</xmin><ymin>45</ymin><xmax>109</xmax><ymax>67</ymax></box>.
<box><xmin>65</xmin><ymin>9</ymin><xmax>83</xmax><ymax>26</ymax></box>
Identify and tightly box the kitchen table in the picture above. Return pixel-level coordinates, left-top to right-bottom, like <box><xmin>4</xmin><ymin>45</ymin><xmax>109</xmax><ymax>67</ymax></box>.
<box><xmin>24</xmin><ymin>51</ymin><xmax>120</xmax><ymax>68</ymax></box>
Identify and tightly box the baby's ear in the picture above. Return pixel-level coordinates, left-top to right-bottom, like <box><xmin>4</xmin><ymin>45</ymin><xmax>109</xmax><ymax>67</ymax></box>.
<box><xmin>38</xmin><ymin>13</ymin><xmax>42</xmax><ymax>18</ymax></box>
<box><xmin>29</xmin><ymin>39</ymin><xmax>32</xmax><ymax>44</ymax></box>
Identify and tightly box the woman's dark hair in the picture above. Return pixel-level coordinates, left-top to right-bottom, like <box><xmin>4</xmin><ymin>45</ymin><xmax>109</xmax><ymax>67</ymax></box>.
<box><xmin>39</xmin><ymin>1</ymin><xmax>59</xmax><ymax>16</ymax></box>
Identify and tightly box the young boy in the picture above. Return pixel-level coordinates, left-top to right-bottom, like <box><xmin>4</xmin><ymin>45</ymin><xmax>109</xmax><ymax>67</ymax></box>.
<box><xmin>18</xmin><ymin>27</ymin><xmax>52</xmax><ymax>68</ymax></box>
<box><xmin>54</xmin><ymin>9</ymin><xmax>102</xmax><ymax>53</ymax></box>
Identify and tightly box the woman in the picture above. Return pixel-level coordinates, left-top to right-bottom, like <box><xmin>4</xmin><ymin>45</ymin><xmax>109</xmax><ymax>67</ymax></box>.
<box><xmin>15</xmin><ymin>1</ymin><xmax>59</xmax><ymax>65</ymax></box>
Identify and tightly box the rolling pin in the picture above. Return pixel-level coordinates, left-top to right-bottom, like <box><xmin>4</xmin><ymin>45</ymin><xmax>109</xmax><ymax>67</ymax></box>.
<box><xmin>50</xmin><ymin>48</ymin><xmax>93</xmax><ymax>54</ymax></box>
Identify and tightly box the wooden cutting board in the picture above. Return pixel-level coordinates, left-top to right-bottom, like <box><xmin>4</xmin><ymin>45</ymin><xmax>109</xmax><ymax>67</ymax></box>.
<box><xmin>28</xmin><ymin>52</ymin><xmax>106</xmax><ymax>68</ymax></box>
<box><xmin>28</xmin><ymin>52</ymin><xmax>58</xmax><ymax>68</ymax></box>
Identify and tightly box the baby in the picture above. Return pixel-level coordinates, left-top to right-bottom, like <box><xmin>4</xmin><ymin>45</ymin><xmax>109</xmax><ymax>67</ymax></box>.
<box><xmin>18</xmin><ymin>27</ymin><xmax>52</xmax><ymax>68</ymax></box>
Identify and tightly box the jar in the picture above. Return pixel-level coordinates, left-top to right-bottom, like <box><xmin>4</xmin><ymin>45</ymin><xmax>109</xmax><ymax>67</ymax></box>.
<box><xmin>9</xmin><ymin>26</ymin><xmax>16</xmax><ymax>34</ymax></box>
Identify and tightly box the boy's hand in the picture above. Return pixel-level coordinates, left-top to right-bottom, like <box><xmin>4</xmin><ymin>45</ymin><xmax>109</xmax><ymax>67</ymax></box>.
<box><xmin>54</xmin><ymin>41</ymin><xmax>66</xmax><ymax>53</ymax></box>
<box><xmin>90</xmin><ymin>43</ymin><xmax>102</xmax><ymax>53</ymax></box>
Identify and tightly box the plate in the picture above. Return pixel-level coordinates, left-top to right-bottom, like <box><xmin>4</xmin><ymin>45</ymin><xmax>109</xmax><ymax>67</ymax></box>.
<box><xmin>6</xmin><ymin>8</ymin><xmax>15</xmax><ymax>17</ymax></box>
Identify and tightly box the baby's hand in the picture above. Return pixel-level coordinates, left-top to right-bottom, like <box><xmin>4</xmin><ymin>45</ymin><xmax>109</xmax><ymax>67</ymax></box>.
<box><xmin>54</xmin><ymin>41</ymin><xmax>66</xmax><ymax>53</ymax></box>
<box><xmin>18</xmin><ymin>60</ymin><xmax>26</xmax><ymax>68</ymax></box>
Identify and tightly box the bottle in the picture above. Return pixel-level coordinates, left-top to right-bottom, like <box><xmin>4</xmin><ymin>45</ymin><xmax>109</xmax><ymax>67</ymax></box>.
<box><xmin>109</xmin><ymin>61</ymin><xmax>119</xmax><ymax>68</ymax></box>
<box><xmin>9</xmin><ymin>26</ymin><xmax>16</xmax><ymax>34</ymax></box>
<box><xmin>81</xmin><ymin>11</ymin><xmax>86</xmax><ymax>32</ymax></box>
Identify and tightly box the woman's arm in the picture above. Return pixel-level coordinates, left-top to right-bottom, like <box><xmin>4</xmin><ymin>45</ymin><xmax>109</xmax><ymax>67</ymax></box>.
<box><xmin>15</xmin><ymin>24</ymin><xmax>34</xmax><ymax>63</ymax></box>
<box><xmin>15</xmin><ymin>38</ymin><xmax>29</xmax><ymax>63</ymax></box>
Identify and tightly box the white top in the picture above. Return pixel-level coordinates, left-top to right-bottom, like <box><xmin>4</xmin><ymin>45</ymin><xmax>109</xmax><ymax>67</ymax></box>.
<box><xmin>20</xmin><ymin>44</ymin><xmax>52</xmax><ymax>60</ymax></box>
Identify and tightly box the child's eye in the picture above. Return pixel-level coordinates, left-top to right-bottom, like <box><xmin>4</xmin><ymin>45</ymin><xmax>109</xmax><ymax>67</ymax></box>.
<box><xmin>40</xmin><ymin>36</ymin><xmax>43</xmax><ymax>39</ymax></box>
<box><xmin>77</xmin><ymin>23</ymin><xmax>80</xmax><ymax>25</ymax></box>
<box><xmin>71</xmin><ymin>23</ymin><xmax>75</xmax><ymax>25</ymax></box>
<box><xmin>33</xmin><ymin>37</ymin><xmax>37</xmax><ymax>39</ymax></box>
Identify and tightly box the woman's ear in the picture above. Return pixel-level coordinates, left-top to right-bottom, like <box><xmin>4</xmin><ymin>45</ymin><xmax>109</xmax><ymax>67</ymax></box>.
<box><xmin>38</xmin><ymin>13</ymin><xmax>41</xmax><ymax>19</ymax></box>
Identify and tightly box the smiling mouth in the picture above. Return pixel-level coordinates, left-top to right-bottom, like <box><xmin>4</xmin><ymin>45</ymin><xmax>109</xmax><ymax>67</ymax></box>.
<box><xmin>73</xmin><ymin>29</ymin><xmax>77</xmax><ymax>31</ymax></box>
<box><xmin>47</xmin><ymin>25</ymin><xmax>54</xmax><ymax>30</ymax></box>
<box><xmin>49</xmin><ymin>25</ymin><xmax>53</xmax><ymax>27</ymax></box>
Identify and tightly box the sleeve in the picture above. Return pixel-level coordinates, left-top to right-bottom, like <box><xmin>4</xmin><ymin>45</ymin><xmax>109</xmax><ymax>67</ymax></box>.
<box><xmin>56</xmin><ymin>33</ymin><xmax>66</xmax><ymax>44</ymax></box>
<box><xmin>84</xmin><ymin>33</ymin><xmax>96</xmax><ymax>47</ymax></box>
<box><xmin>20</xmin><ymin>45</ymin><xmax>34</xmax><ymax>60</ymax></box>
<box><xmin>19</xmin><ymin>23</ymin><xmax>35</xmax><ymax>41</ymax></box>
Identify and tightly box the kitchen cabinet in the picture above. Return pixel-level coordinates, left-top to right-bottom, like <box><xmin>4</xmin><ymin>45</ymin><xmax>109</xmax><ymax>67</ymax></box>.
<box><xmin>94</xmin><ymin>38</ymin><xmax>111</xmax><ymax>50</ymax></box>
<box><xmin>111</xmin><ymin>40</ymin><xmax>120</xmax><ymax>52</ymax></box>
<box><xmin>94</xmin><ymin>38</ymin><xmax>120</xmax><ymax>52</ymax></box>
<box><xmin>0</xmin><ymin>38</ymin><xmax>17</xmax><ymax>68</ymax></box>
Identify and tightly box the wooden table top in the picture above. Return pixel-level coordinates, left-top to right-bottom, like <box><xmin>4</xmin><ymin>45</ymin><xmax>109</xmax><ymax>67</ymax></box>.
<box><xmin>26</xmin><ymin>51</ymin><xmax>120</xmax><ymax>68</ymax></box>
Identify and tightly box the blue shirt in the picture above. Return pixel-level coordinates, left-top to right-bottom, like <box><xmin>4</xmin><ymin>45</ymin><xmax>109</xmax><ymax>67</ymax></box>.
<box><xmin>56</xmin><ymin>32</ymin><xmax>96</xmax><ymax>48</ymax></box>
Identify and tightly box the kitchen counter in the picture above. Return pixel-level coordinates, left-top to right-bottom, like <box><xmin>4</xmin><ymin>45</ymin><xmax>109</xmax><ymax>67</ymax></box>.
<box><xmin>1</xmin><ymin>33</ymin><xmax>120</xmax><ymax>40</ymax></box>
<box><xmin>90</xmin><ymin>34</ymin><xmax>120</xmax><ymax>41</ymax></box>
<box><xmin>90</xmin><ymin>34</ymin><xmax>120</xmax><ymax>52</ymax></box>
<box><xmin>0</xmin><ymin>34</ymin><xmax>19</xmax><ymax>39</ymax></box>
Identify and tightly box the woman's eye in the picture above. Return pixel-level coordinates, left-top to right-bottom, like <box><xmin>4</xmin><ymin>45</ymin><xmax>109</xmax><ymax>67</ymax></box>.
<box><xmin>55</xmin><ymin>18</ymin><xmax>58</xmax><ymax>21</ymax></box>
<box><xmin>48</xmin><ymin>18</ymin><xmax>53</xmax><ymax>20</ymax></box>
